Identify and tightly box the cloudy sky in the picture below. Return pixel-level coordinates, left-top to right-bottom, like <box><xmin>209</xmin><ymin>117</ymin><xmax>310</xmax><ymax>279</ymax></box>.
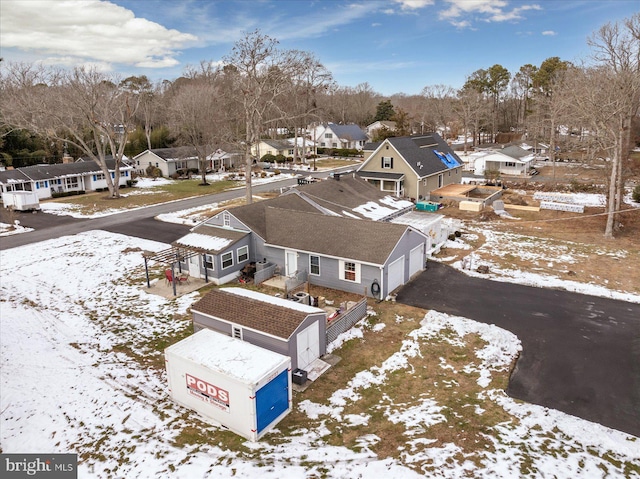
<box><xmin>1</xmin><ymin>0</ymin><xmax>638</xmax><ymax>95</ymax></box>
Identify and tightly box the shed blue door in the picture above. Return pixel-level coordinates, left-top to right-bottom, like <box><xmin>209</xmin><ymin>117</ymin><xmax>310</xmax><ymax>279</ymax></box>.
<box><xmin>255</xmin><ymin>369</ymin><xmax>289</xmax><ymax>434</ymax></box>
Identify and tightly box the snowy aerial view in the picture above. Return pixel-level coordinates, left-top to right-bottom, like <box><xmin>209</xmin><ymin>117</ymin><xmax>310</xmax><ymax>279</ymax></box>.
<box><xmin>1</xmin><ymin>176</ymin><xmax>639</xmax><ymax>478</ymax></box>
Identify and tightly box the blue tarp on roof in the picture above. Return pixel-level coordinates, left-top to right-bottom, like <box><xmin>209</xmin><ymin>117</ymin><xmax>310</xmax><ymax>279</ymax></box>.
<box><xmin>434</xmin><ymin>150</ymin><xmax>459</xmax><ymax>169</ymax></box>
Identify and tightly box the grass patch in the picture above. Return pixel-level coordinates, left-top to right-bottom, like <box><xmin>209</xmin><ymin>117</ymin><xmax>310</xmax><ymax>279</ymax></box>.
<box><xmin>46</xmin><ymin>179</ymin><xmax>240</xmax><ymax>214</ymax></box>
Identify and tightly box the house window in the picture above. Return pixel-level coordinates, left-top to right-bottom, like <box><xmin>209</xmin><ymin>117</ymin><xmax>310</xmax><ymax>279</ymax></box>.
<box><xmin>288</xmin><ymin>149</ymin><xmax>294</xmax><ymax>155</ymax></box>
<box><xmin>237</xmin><ymin>245</ymin><xmax>249</xmax><ymax>263</ymax></box>
<box><xmin>382</xmin><ymin>157</ymin><xmax>393</xmax><ymax>169</ymax></box>
<box><xmin>325</xmin><ymin>133</ymin><xmax>333</xmax><ymax>139</ymax></box>
<box><xmin>37</xmin><ymin>181</ymin><xmax>47</xmax><ymax>189</ymax></box>
<box><xmin>221</xmin><ymin>252</ymin><xmax>233</xmax><ymax>269</ymax></box>
<box><xmin>438</xmin><ymin>174</ymin><xmax>443</xmax><ymax>188</ymax></box>
<box><xmin>65</xmin><ymin>177</ymin><xmax>78</xmax><ymax>188</ymax></box>
<box><xmin>223</xmin><ymin>211</ymin><xmax>231</xmax><ymax>227</ymax></box>
<box><xmin>320</xmin><ymin>142</ymin><xmax>326</xmax><ymax>147</ymax></box>
<box><xmin>204</xmin><ymin>254</ymin><xmax>214</xmax><ymax>270</ymax></box>
<box><xmin>232</xmin><ymin>326</ymin><xmax>243</xmax><ymax>340</ymax></box>
<box><xmin>310</xmin><ymin>256</ymin><xmax>320</xmax><ymax>275</ymax></box>
<box><xmin>505</xmin><ymin>162</ymin><xmax>516</xmax><ymax>167</ymax></box>
<box><xmin>332</xmin><ymin>143</ymin><xmax>337</xmax><ymax>148</ymax></box>
<box><xmin>340</xmin><ymin>261</ymin><xmax>360</xmax><ymax>283</ymax></box>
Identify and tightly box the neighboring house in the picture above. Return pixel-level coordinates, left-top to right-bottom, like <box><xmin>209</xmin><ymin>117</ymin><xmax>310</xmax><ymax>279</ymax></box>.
<box><xmin>208</xmin><ymin>148</ymin><xmax>242</xmax><ymax>172</ymax></box>
<box><xmin>172</xmin><ymin>176</ymin><xmax>429</xmax><ymax>298</ymax></box>
<box><xmin>132</xmin><ymin>147</ymin><xmax>200</xmax><ymax>177</ymax></box>
<box><xmin>251</xmin><ymin>138</ymin><xmax>315</xmax><ymax>160</ymax></box>
<box><xmin>460</xmin><ymin>149</ymin><xmax>534</xmax><ymax>177</ymax></box>
<box><xmin>311</xmin><ymin>123</ymin><xmax>368</xmax><ymax>151</ymax></box>
<box><xmin>357</xmin><ymin>134</ymin><xmax>463</xmax><ymax>201</ymax></box>
<box><xmin>191</xmin><ymin>287</ymin><xmax>327</xmax><ymax>371</ymax></box>
<box><xmin>283</xmin><ymin>173</ymin><xmax>414</xmax><ymax>221</ymax></box>
<box><xmin>0</xmin><ymin>158</ymin><xmax>132</xmax><ymax>200</ymax></box>
<box><xmin>366</xmin><ymin>120</ymin><xmax>397</xmax><ymax>140</ymax></box>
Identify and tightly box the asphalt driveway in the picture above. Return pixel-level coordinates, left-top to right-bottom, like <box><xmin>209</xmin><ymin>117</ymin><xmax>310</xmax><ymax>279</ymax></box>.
<box><xmin>396</xmin><ymin>261</ymin><xmax>640</xmax><ymax>437</ymax></box>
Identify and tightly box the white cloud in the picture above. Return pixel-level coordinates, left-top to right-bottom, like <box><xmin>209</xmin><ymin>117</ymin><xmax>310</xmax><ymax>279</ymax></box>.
<box><xmin>0</xmin><ymin>0</ymin><xmax>197</xmax><ymax>69</ymax></box>
<box><xmin>542</xmin><ymin>30</ymin><xmax>557</xmax><ymax>36</ymax></box>
<box><xmin>440</xmin><ymin>0</ymin><xmax>541</xmax><ymax>25</ymax></box>
<box><xmin>394</xmin><ymin>0</ymin><xmax>435</xmax><ymax>10</ymax></box>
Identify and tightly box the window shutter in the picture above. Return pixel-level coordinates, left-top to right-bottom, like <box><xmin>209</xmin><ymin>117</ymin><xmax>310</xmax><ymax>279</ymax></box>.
<box><xmin>381</xmin><ymin>157</ymin><xmax>384</xmax><ymax>168</ymax></box>
<box><xmin>390</xmin><ymin>157</ymin><xmax>394</xmax><ymax>169</ymax></box>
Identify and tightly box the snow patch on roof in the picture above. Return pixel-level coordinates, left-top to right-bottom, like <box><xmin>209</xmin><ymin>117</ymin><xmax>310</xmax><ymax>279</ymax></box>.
<box><xmin>175</xmin><ymin>233</ymin><xmax>232</xmax><ymax>251</ymax></box>
<box><xmin>166</xmin><ymin>329</ymin><xmax>288</xmax><ymax>383</ymax></box>
<box><xmin>223</xmin><ymin>287</ymin><xmax>325</xmax><ymax>314</ymax></box>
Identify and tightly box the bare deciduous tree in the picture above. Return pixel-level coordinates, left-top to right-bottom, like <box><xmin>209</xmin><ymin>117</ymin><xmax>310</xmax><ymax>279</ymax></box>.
<box><xmin>1</xmin><ymin>63</ymin><xmax>139</xmax><ymax>198</ymax></box>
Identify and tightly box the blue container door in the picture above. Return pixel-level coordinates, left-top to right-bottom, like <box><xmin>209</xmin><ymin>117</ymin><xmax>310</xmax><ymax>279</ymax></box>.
<box><xmin>255</xmin><ymin>369</ymin><xmax>289</xmax><ymax>434</ymax></box>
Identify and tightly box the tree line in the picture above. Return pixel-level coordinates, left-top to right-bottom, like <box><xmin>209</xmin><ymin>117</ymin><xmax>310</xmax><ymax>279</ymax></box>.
<box><xmin>1</xmin><ymin>15</ymin><xmax>638</xmax><ymax>236</ymax></box>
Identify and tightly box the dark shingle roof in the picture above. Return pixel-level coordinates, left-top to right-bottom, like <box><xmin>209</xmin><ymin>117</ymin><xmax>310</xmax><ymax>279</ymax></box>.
<box><xmin>327</xmin><ymin>123</ymin><xmax>368</xmax><ymax>141</ymax></box>
<box><xmin>145</xmin><ymin>147</ymin><xmax>198</xmax><ymax>160</ymax></box>
<box><xmin>264</xmin><ymin>207</ymin><xmax>411</xmax><ymax>265</ymax></box>
<box><xmin>290</xmin><ymin>174</ymin><xmax>412</xmax><ymax>219</ymax></box>
<box><xmin>383</xmin><ymin>134</ymin><xmax>461</xmax><ymax>177</ymax></box>
<box><xmin>0</xmin><ymin>169</ymin><xmax>31</xmax><ymax>185</ymax></box>
<box><xmin>1</xmin><ymin>159</ymin><xmax>121</xmax><ymax>182</ymax></box>
<box><xmin>192</xmin><ymin>288</ymin><xmax>316</xmax><ymax>339</ymax></box>
<box><xmin>230</xmin><ymin>194</ymin><xmax>320</xmax><ymax>239</ymax></box>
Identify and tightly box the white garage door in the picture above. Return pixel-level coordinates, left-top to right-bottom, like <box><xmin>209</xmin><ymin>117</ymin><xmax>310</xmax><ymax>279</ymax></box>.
<box><xmin>387</xmin><ymin>256</ymin><xmax>405</xmax><ymax>294</ymax></box>
<box><xmin>296</xmin><ymin>320</ymin><xmax>320</xmax><ymax>370</ymax></box>
<box><xmin>409</xmin><ymin>244</ymin><xmax>424</xmax><ymax>278</ymax></box>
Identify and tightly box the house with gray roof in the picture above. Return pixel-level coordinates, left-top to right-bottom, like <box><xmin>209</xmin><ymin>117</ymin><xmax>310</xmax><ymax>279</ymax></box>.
<box><xmin>357</xmin><ymin>133</ymin><xmax>463</xmax><ymax>201</ymax></box>
<box><xmin>172</xmin><ymin>175</ymin><xmax>428</xmax><ymax>298</ymax></box>
<box><xmin>311</xmin><ymin>123</ymin><xmax>368</xmax><ymax>151</ymax></box>
<box><xmin>191</xmin><ymin>287</ymin><xmax>327</xmax><ymax>371</ymax></box>
<box><xmin>0</xmin><ymin>158</ymin><xmax>132</xmax><ymax>200</ymax></box>
<box><xmin>132</xmin><ymin>147</ymin><xmax>200</xmax><ymax>177</ymax></box>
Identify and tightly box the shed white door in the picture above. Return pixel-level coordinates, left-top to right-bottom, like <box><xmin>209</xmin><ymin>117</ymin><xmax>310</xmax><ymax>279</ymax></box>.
<box><xmin>296</xmin><ymin>320</ymin><xmax>320</xmax><ymax>370</ymax></box>
<box><xmin>409</xmin><ymin>244</ymin><xmax>424</xmax><ymax>278</ymax></box>
<box><xmin>387</xmin><ymin>256</ymin><xmax>405</xmax><ymax>294</ymax></box>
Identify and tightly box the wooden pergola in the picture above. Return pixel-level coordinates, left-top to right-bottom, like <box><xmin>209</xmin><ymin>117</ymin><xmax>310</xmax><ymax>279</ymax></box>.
<box><xmin>142</xmin><ymin>246</ymin><xmax>209</xmax><ymax>296</ymax></box>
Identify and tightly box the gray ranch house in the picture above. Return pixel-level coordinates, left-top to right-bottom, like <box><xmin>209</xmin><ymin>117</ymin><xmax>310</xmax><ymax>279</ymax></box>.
<box><xmin>358</xmin><ymin>133</ymin><xmax>463</xmax><ymax>201</ymax></box>
<box><xmin>191</xmin><ymin>287</ymin><xmax>327</xmax><ymax>371</ymax></box>
<box><xmin>172</xmin><ymin>176</ymin><xmax>428</xmax><ymax>298</ymax></box>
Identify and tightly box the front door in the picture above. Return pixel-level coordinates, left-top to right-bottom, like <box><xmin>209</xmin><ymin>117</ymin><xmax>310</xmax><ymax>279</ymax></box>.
<box><xmin>285</xmin><ymin>250</ymin><xmax>297</xmax><ymax>277</ymax></box>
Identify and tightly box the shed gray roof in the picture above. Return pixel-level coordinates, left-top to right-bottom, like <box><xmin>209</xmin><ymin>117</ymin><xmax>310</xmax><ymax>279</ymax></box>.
<box><xmin>192</xmin><ymin>288</ymin><xmax>318</xmax><ymax>340</ymax></box>
<box><xmin>264</xmin><ymin>206</ymin><xmax>414</xmax><ymax>265</ymax></box>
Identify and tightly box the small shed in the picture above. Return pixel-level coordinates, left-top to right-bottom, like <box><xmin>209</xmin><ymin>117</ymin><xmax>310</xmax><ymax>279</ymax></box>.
<box><xmin>191</xmin><ymin>288</ymin><xmax>327</xmax><ymax>372</ymax></box>
<box><xmin>165</xmin><ymin>328</ymin><xmax>292</xmax><ymax>442</ymax></box>
<box><xmin>2</xmin><ymin>191</ymin><xmax>40</xmax><ymax>211</ymax></box>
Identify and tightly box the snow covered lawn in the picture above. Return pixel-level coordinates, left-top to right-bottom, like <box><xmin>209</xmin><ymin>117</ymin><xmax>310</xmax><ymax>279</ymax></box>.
<box><xmin>1</xmin><ymin>232</ymin><xmax>637</xmax><ymax>478</ymax></box>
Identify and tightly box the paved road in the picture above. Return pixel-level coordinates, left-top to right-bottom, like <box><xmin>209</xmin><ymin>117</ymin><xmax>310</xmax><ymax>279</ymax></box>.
<box><xmin>0</xmin><ymin>176</ymin><xmax>305</xmax><ymax>250</ymax></box>
<box><xmin>396</xmin><ymin>261</ymin><xmax>640</xmax><ymax>437</ymax></box>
